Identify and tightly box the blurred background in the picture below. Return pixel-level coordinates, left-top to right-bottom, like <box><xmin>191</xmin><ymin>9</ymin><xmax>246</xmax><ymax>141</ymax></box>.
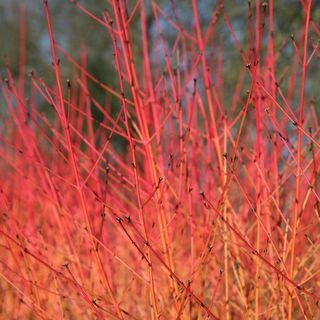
<box><xmin>1</xmin><ymin>0</ymin><xmax>320</xmax><ymax>118</ymax></box>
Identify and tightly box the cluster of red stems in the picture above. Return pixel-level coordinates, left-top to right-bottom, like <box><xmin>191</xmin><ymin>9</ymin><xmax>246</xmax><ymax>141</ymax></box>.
<box><xmin>0</xmin><ymin>0</ymin><xmax>319</xmax><ymax>319</ymax></box>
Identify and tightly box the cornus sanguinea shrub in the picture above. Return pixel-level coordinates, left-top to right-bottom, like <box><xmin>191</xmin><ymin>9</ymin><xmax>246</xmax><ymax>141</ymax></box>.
<box><xmin>0</xmin><ymin>0</ymin><xmax>319</xmax><ymax>319</ymax></box>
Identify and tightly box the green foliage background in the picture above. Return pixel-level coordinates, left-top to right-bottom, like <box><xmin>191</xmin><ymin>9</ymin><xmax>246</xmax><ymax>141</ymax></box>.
<box><xmin>1</xmin><ymin>0</ymin><xmax>319</xmax><ymax>119</ymax></box>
